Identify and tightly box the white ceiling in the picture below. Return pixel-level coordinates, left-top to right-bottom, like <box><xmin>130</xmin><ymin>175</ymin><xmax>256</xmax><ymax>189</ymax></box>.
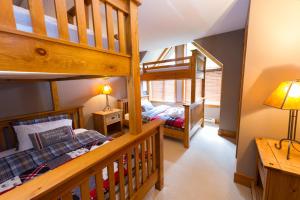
<box><xmin>138</xmin><ymin>0</ymin><xmax>249</xmax><ymax>51</ymax></box>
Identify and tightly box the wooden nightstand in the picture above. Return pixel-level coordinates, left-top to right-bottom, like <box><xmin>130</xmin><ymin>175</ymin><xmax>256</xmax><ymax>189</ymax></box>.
<box><xmin>254</xmin><ymin>138</ymin><xmax>300</xmax><ymax>200</ymax></box>
<box><xmin>93</xmin><ymin>109</ymin><xmax>123</xmax><ymax>136</ymax></box>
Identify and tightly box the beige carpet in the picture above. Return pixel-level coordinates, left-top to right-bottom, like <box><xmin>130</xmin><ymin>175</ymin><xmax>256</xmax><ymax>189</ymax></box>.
<box><xmin>144</xmin><ymin>123</ymin><xmax>252</xmax><ymax>200</ymax></box>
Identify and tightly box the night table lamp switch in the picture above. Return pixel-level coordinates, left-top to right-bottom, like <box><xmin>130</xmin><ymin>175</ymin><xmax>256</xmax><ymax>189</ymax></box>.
<box><xmin>264</xmin><ymin>80</ymin><xmax>300</xmax><ymax>159</ymax></box>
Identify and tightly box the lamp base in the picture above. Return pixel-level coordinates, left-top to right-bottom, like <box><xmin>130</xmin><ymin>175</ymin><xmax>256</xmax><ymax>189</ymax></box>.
<box><xmin>103</xmin><ymin>94</ymin><xmax>112</xmax><ymax>112</ymax></box>
<box><xmin>103</xmin><ymin>105</ymin><xmax>112</xmax><ymax>112</ymax></box>
<box><xmin>275</xmin><ymin>110</ymin><xmax>299</xmax><ymax>160</ymax></box>
<box><xmin>275</xmin><ymin>139</ymin><xmax>300</xmax><ymax>160</ymax></box>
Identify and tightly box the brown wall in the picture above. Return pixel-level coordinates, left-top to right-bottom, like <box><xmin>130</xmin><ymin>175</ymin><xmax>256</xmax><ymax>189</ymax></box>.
<box><xmin>194</xmin><ymin>29</ymin><xmax>245</xmax><ymax>134</ymax></box>
<box><xmin>0</xmin><ymin>78</ymin><xmax>127</xmax><ymax>129</ymax></box>
<box><xmin>0</xmin><ymin>82</ymin><xmax>53</xmax><ymax>118</ymax></box>
<box><xmin>237</xmin><ymin>0</ymin><xmax>300</xmax><ymax>177</ymax></box>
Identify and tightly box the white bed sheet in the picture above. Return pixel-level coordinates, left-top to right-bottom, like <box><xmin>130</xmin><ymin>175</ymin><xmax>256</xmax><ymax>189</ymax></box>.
<box><xmin>13</xmin><ymin>6</ymin><xmax>119</xmax><ymax>51</ymax></box>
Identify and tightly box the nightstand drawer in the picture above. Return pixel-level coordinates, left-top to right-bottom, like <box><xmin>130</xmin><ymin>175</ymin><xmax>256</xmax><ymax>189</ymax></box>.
<box><xmin>105</xmin><ymin>112</ymin><xmax>121</xmax><ymax>125</ymax></box>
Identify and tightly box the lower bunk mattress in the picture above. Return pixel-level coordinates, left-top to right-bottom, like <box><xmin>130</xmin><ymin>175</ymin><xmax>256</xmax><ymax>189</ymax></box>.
<box><xmin>142</xmin><ymin>105</ymin><xmax>185</xmax><ymax>131</ymax></box>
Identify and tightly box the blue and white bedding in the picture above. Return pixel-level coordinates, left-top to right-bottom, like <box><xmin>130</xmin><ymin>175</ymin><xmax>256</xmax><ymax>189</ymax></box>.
<box><xmin>13</xmin><ymin>5</ymin><xmax>119</xmax><ymax>50</ymax></box>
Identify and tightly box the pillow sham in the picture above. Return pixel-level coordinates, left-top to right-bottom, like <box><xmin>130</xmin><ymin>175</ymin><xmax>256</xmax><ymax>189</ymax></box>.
<box><xmin>13</xmin><ymin>119</ymin><xmax>73</xmax><ymax>151</ymax></box>
<box><xmin>141</xmin><ymin>100</ymin><xmax>154</xmax><ymax>112</ymax></box>
<box><xmin>29</xmin><ymin>126</ymin><xmax>75</xmax><ymax>150</ymax></box>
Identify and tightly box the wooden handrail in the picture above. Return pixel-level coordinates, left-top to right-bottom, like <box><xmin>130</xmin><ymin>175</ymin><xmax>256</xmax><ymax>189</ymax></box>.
<box><xmin>0</xmin><ymin>120</ymin><xmax>163</xmax><ymax>200</ymax></box>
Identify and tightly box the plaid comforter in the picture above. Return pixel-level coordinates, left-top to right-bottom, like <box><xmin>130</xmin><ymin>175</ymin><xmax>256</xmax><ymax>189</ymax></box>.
<box><xmin>142</xmin><ymin>105</ymin><xmax>185</xmax><ymax>129</ymax></box>
<box><xmin>0</xmin><ymin>130</ymin><xmax>108</xmax><ymax>194</ymax></box>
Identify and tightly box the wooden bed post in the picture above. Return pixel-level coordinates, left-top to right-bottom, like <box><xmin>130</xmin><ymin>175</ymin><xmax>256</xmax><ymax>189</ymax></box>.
<box><xmin>191</xmin><ymin>50</ymin><xmax>197</xmax><ymax>103</ymax></box>
<box><xmin>127</xmin><ymin>0</ymin><xmax>142</xmax><ymax>134</ymax></box>
<box><xmin>50</xmin><ymin>81</ymin><xmax>60</xmax><ymax>111</ymax></box>
<box><xmin>155</xmin><ymin>125</ymin><xmax>164</xmax><ymax>190</ymax></box>
<box><xmin>183</xmin><ymin>105</ymin><xmax>191</xmax><ymax>148</ymax></box>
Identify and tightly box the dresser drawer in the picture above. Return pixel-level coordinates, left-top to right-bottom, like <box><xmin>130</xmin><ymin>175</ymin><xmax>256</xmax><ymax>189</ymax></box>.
<box><xmin>258</xmin><ymin>158</ymin><xmax>267</xmax><ymax>188</ymax></box>
<box><xmin>105</xmin><ymin>112</ymin><xmax>121</xmax><ymax>125</ymax></box>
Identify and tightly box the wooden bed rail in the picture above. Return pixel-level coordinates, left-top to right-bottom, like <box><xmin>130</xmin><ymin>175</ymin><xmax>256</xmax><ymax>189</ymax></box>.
<box><xmin>141</xmin><ymin>49</ymin><xmax>205</xmax><ymax>81</ymax></box>
<box><xmin>0</xmin><ymin>120</ymin><xmax>163</xmax><ymax>200</ymax></box>
<box><xmin>0</xmin><ymin>0</ymin><xmax>141</xmax><ymax>76</ymax></box>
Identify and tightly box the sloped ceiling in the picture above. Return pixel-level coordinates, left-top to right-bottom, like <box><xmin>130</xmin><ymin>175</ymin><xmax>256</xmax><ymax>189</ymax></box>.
<box><xmin>139</xmin><ymin>0</ymin><xmax>249</xmax><ymax>51</ymax></box>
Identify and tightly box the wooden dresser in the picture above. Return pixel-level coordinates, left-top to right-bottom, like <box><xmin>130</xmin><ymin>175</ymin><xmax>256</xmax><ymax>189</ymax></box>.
<box><xmin>254</xmin><ymin>138</ymin><xmax>300</xmax><ymax>200</ymax></box>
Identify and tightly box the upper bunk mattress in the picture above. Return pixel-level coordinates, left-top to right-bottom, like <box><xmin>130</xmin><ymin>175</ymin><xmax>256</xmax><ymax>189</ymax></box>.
<box><xmin>13</xmin><ymin>6</ymin><xmax>119</xmax><ymax>51</ymax></box>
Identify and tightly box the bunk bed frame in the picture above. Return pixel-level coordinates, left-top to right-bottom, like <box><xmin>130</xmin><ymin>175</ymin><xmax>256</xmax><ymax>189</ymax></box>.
<box><xmin>119</xmin><ymin>50</ymin><xmax>206</xmax><ymax>148</ymax></box>
<box><xmin>0</xmin><ymin>0</ymin><xmax>164</xmax><ymax>199</ymax></box>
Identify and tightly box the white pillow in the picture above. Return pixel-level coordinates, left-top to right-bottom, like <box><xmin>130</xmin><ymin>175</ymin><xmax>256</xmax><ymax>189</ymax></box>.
<box><xmin>141</xmin><ymin>100</ymin><xmax>154</xmax><ymax>112</ymax></box>
<box><xmin>13</xmin><ymin>119</ymin><xmax>73</xmax><ymax>151</ymax></box>
<box><xmin>73</xmin><ymin>128</ymin><xmax>88</xmax><ymax>135</ymax></box>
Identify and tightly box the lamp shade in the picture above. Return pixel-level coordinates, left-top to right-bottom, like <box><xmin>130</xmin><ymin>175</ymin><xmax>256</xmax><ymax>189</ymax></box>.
<box><xmin>101</xmin><ymin>84</ymin><xmax>112</xmax><ymax>95</ymax></box>
<box><xmin>264</xmin><ymin>80</ymin><xmax>300</xmax><ymax>110</ymax></box>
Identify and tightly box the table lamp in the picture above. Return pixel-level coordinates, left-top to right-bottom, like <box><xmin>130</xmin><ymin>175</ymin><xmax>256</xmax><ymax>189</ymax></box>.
<box><xmin>264</xmin><ymin>80</ymin><xmax>300</xmax><ymax>159</ymax></box>
<box><xmin>102</xmin><ymin>84</ymin><xmax>112</xmax><ymax>111</ymax></box>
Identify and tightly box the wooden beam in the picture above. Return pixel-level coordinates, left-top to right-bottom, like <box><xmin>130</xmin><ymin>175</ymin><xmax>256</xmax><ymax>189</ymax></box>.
<box><xmin>192</xmin><ymin>41</ymin><xmax>223</xmax><ymax>68</ymax></box>
<box><xmin>50</xmin><ymin>81</ymin><xmax>60</xmax><ymax>111</ymax></box>
<box><xmin>0</xmin><ymin>30</ymin><xmax>131</xmax><ymax>76</ymax></box>
<box><xmin>127</xmin><ymin>1</ymin><xmax>142</xmax><ymax>134</ymax></box>
<box><xmin>0</xmin><ymin>0</ymin><xmax>15</xmax><ymax>29</ymax></box>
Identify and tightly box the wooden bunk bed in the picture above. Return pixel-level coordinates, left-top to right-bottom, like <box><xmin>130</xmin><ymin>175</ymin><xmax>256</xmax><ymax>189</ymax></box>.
<box><xmin>0</xmin><ymin>0</ymin><xmax>164</xmax><ymax>199</ymax></box>
<box><xmin>119</xmin><ymin>50</ymin><xmax>206</xmax><ymax>148</ymax></box>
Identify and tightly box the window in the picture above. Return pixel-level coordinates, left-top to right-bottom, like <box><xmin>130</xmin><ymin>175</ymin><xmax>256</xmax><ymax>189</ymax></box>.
<box><xmin>205</xmin><ymin>70</ymin><xmax>222</xmax><ymax>105</ymax></box>
<box><xmin>149</xmin><ymin>80</ymin><xmax>176</xmax><ymax>102</ymax></box>
<box><xmin>183</xmin><ymin>79</ymin><xmax>202</xmax><ymax>103</ymax></box>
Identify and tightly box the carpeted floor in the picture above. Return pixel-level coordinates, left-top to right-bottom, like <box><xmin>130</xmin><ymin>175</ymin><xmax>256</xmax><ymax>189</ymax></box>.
<box><xmin>144</xmin><ymin>123</ymin><xmax>252</xmax><ymax>200</ymax></box>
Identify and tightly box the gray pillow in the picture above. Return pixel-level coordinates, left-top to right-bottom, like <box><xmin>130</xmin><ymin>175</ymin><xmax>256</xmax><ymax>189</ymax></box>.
<box><xmin>29</xmin><ymin>126</ymin><xmax>74</xmax><ymax>150</ymax></box>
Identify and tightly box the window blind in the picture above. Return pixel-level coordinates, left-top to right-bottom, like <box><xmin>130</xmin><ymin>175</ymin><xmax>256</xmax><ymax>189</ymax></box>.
<box><xmin>149</xmin><ymin>80</ymin><xmax>176</xmax><ymax>102</ymax></box>
<box><xmin>205</xmin><ymin>70</ymin><xmax>222</xmax><ymax>105</ymax></box>
<box><xmin>183</xmin><ymin>79</ymin><xmax>202</xmax><ymax>103</ymax></box>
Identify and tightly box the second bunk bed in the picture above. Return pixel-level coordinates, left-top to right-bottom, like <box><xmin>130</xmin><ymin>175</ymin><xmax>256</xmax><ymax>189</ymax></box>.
<box><xmin>119</xmin><ymin>49</ymin><xmax>206</xmax><ymax>148</ymax></box>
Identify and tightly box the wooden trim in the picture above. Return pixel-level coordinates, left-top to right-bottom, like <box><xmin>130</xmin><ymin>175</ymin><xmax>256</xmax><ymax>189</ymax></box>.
<box><xmin>50</xmin><ymin>81</ymin><xmax>60</xmax><ymax>111</ymax></box>
<box><xmin>234</xmin><ymin>172</ymin><xmax>254</xmax><ymax>188</ymax></box>
<box><xmin>0</xmin><ymin>0</ymin><xmax>15</xmax><ymax>29</ymax></box>
<box><xmin>218</xmin><ymin>129</ymin><xmax>236</xmax><ymax>139</ymax></box>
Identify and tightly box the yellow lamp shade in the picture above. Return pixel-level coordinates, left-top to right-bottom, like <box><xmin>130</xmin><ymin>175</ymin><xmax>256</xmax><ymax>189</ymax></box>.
<box><xmin>101</xmin><ymin>84</ymin><xmax>112</xmax><ymax>95</ymax></box>
<box><xmin>264</xmin><ymin>80</ymin><xmax>300</xmax><ymax>110</ymax></box>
